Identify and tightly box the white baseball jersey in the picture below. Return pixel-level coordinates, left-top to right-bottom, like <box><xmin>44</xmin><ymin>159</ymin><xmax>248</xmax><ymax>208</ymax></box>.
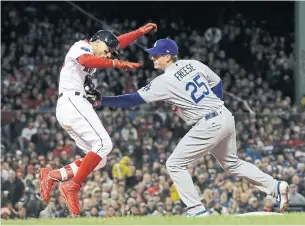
<box><xmin>56</xmin><ymin>40</ymin><xmax>113</xmax><ymax>160</ymax></box>
<box><xmin>138</xmin><ymin>60</ymin><xmax>224</xmax><ymax>125</ymax></box>
<box><xmin>59</xmin><ymin>40</ymin><xmax>96</xmax><ymax>94</ymax></box>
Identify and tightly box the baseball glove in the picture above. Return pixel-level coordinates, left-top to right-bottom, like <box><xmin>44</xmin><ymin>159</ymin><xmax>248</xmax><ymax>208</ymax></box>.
<box><xmin>84</xmin><ymin>75</ymin><xmax>102</xmax><ymax>107</ymax></box>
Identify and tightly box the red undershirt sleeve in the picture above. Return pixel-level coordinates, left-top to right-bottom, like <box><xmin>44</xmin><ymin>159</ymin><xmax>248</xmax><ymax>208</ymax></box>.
<box><xmin>77</xmin><ymin>54</ymin><xmax>113</xmax><ymax>68</ymax></box>
<box><xmin>118</xmin><ymin>30</ymin><xmax>143</xmax><ymax>49</ymax></box>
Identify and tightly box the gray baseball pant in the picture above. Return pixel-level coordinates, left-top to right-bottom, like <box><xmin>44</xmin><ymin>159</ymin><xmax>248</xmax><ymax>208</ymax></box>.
<box><xmin>166</xmin><ymin>106</ymin><xmax>277</xmax><ymax>209</ymax></box>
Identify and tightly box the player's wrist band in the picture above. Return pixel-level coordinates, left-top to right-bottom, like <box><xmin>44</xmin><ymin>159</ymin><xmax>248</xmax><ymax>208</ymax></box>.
<box><xmin>112</xmin><ymin>60</ymin><xmax>115</xmax><ymax>68</ymax></box>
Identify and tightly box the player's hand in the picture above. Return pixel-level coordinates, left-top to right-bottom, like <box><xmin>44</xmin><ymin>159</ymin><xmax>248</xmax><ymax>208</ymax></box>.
<box><xmin>92</xmin><ymin>100</ymin><xmax>101</xmax><ymax>108</ymax></box>
<box><xmin>138</xmin><ymin>23</ymin><xmax>158</xmax><ymax>35</ymax></box>
<box><xmin>113</xmin><ymin>59</ymin><xmax>141</xmax><ymax>70</ymax></box>
<box><xmin>86</xmin><ymin>90</ymin><xmax>102</xmax><ymax>108</ymax></box>
<box><xmin>86</xmin><ymin>91</ymin><xmax>101</xmax><ymax>102</ymax></box>
<box><xmin>86</xmin><ymin>92</ymin><xmax>101</xmax><ymax>104</ymax></box>
<box><xmin>85</xmin><ymin>85</ymin><xmax>102</xmax><ymax>105</ymax></box>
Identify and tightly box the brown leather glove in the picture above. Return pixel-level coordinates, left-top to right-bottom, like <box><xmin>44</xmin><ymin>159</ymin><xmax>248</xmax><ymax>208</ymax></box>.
<box><xmin>113</xmin><ymin>59</ymin><xmax>141</xmax><ymax>70</ymax></box>
<box><xmin>138</xmin><ymin>23</ymin><xmax>158</xmax><ymax>35</ymax></box>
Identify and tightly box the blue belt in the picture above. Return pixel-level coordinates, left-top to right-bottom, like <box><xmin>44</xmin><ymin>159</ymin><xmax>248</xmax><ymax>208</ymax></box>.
<box><xmin>205</xmin><ymin>111</ymin><xmax>219</xmax><ymax>120</ymax></box>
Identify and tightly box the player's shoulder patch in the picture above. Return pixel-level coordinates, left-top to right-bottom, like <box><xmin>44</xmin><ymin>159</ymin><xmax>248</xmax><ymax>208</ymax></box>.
<box><xmin>81</xmin><ymin>47</ymin><xmax>91</xmax><ymax>52</ymax></box>
<box><xmin>141</xmin><ymin>82</ymin><xmax>152</xmax><ymax>92</ymax></box>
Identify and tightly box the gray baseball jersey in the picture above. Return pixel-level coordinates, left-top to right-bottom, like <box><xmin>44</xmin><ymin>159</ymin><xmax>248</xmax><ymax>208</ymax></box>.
<box><xmin>138</xmin><ymin>60</ymin><xmax>224</xmax><ymax>125</ymax></box>
<box><xmin>138</xmin><ymin>59</ymin><xmax>278</xmax><ymax>213</ymax></box>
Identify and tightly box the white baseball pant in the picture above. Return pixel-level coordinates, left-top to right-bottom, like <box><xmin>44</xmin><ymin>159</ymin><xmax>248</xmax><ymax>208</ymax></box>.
<box><xmin>56</xmin><ymin>91</ymin><xmax>113</xmax><ymax>159</ymax></box>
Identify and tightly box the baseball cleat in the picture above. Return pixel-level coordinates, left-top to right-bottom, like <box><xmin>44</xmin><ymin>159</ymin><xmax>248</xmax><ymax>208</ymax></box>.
<box><xmin>39</xmin><ymin>168</ymin><xmax>56</xmax><ymax>202</ymax></box>
<box><xmin>276</xmin><ymin>181</ymin><xmax>290</xmax><ymax>213</ymax></box>
<box><xmin>59</xmin><ymin>180</ymin><xmax>81</xmax><ymax>215</ymax></box>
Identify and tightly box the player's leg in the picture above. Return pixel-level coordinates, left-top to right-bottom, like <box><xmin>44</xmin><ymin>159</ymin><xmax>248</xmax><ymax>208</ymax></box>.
<box><xmin>39</xmin><ymin>102</ymin><xmax>87</xmax><ymax>202</ymax></box>
<box><xmin>57</xmin><ymin>96</ymin><xmax>113</xmax><ymax>214</ymax></box>
<box><xmin>67</xmin><ymin>101</ymin><xmax>113</xmax><ymax>185</ymax></box>
<box><xmin>48</xmin><ymin>158</ymin><xmax>83</xmax><ymax>182</ymax></box>
<box><xmin>210</xmin><ymin>115</ymin><xmax>289</xmax><ymax>212</ymax></box>
<box><xmin>40</xmin><ymin>156</ymin><xmax>107</xmax><ymax>203</ymax></box>
<box><xmin>40</xmin><ymin>158</ymin><xmax>81</xmax><ymax>202</ymax></box>
<box><xmin>39</xmin><ymin>122</ymin><xmax>90</xmax><ymax>201</ymax></box>
<box><xmin>45</xmin><ymin>125</ymin><xmax>108</xmax><ymax>182</ymax></box>
<box><xmin>40</xmin><ymin>106</ymin><xmax>107</xmax><ymax>202</ymax></box>
<box><xmin>48</xmin><ymin>156</ymin><xmax>107</xmax><ymax>181</ymax></box>
<box><xmin>166</xmin><ymin>127</ymin><xmax>217</xmax><ymax>216</ymax></box>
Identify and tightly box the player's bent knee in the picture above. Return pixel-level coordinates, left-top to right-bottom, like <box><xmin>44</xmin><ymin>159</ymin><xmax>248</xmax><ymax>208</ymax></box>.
<box><xmin>165</xmin><ymin>159</ymin><xmax>172</xmax><ymax>170</ymax></box>
<box><xmin>223</xmin><ymin>159</ymin><xmax>240</xmax><ymax>172</ymax></box>
<box><xmin>92</xmin><ymin>137</ymin><xmax>113</xmax><ymax>158</ymax></box>
<box><xmin>106</xmin><ymin>139</ymin><xmax>113</xmax><ymax>154</ymax></box>
<box><xmin>166</xmin><ymin>158</ymin><xmax>187</xmax><ymax>171</ymax></box>
<box><xmin>94</xmin><ymin>157</ymin><xmax>107</xmax><ymax>171</ymax></box>
<box><xmin>165</xmin><ymin>159</ymin><xmax>178</xmax><ymax>171</ymax></box>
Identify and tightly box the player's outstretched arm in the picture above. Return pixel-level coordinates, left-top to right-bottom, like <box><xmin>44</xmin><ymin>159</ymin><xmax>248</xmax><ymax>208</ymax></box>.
<box><xmin>77</xmin><ymin>54</ymin><xmax>140</xmax><ymax>70</ymax></box>
<box><xmin>118</xmin><ymin>23</ymin><xmax>157</xmax><ymax>49</ymax></box>
<box><xmin>91</xmin><ymin>77</ymin><xmax>169</xmax><ymax>109</ymax></box>
<box><xmin>94</xmin><ymin>92</ymin><xmax>146</xmax><ymax>110</ymax></box>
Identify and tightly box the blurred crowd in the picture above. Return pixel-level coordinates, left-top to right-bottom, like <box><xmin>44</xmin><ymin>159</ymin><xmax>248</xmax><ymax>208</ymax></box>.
<box><xmin>1</xmin><ymin>2</ymin><xmax>305</xmax><ymax>219</ymax></box>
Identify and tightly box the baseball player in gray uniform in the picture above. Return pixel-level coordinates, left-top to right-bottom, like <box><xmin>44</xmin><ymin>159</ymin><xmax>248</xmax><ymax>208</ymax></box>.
<box><xmin>90</xmin><ymin>38</ymin><xmax>290</xmax><ymax>216</ymax></box>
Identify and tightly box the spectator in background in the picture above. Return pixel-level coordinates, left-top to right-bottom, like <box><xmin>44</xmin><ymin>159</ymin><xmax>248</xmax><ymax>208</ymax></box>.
<box><xmin>52</xmin><ymin>141</ymin><xmax>65</xmax><ymax>158</ymax></box>
<box><xmin>228</xmin><ymin>199</ymin><xmax>240</xmax><ymax>214</ymax></box>
<box><xmin>263</xmin><ymin>196</ymin><xmax>275</xmax><ymax>212</ymax></box>
<box><xmin>289</xmin><ymin>184</ymin><xmax>305</xmax><ymax>206</ymax></box>
<box><xmin>170</xmin><ymin>184</ymin><xmax>180</xmax><ymax>202</ymax></box>
<box><xmin>2</xmin><ymin>170</ymin><xmax>25</xmax><ymax>206</ymax></box>
<box><xmin>238</xmin><ymin>193</ymin><xmax>249</xmax><ymax>214</ymax></box>
<box><xmin>121</xmin><ymin>122</ymin><xmax>138</xmax><ymax>141</ymax></box>
<box><xmin>15</xmin><ymin>201</ymin><xmax>27</xmax><ymax>219</ymax></box>
<box><xmin>152</xmin><ymin>202</ymin><xmax>166</xmax><ymax>216</ymax></box>
<box><xmin>112</xmin><ymin>156</ymin><xmax>134</xmax><ymax>180</ymax></box>
<box><xmin>139</xmin><ymin>203</ymin><xmax>148</xmax><ymax>216</ymax></box>
<box><xmin>210</xmin><ymin>199</ymin><xmax>228</xmax><ymax>215</ymax></box>
<box><xmin>0</xmin><ymin>202</ymin><xmax>18</xmax><ymax>219</ymax></box>
<box><xmin>22</xmin><ymin>179</ymin><xmax>41</xmax><ymax>218</ymax></box>
<box><xmin>1</xmin><ymin>162</ymin><xmax>10</xmax><ymax>182</ymax></box>
<box><xmin>291</xmin><ymin>174</ymin><xmax>305</xmax><ymax>196</ymax></box>
<box><xmin>20</xmin><ymin>122</ymin><xmax>37</xmax><ymax>150</ymax></box>
<box><xmin>246</xmin><ymin>197</ymin><xmax>261</xmax><ymax>212</ymax></box>
<box><xmin>55</xmin><ymin>196</ymin><xmax>69</xmax><ymax>218</ymax></box>
<box><xmin>172</xmin><ymin>201</ymin><xmax>183</xmax><ymax>215</ymax></box>
<box><xmin>39</xmin><ymin>198</ymin><xmax>56</xmax><ymax>219</ymax></box>
<box><xmin>11</xmin><ymin>113</ymin><xmax>27</xmax><ymax>144</ymax></box>
<box><xmin>146</xmin><ymin>196</ymin><xmax>156</xmax><ymax>215</ymax></box>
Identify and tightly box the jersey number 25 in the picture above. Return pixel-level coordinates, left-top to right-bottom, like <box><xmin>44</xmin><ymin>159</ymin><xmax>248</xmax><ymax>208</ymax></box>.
<box><xmin>185</xmin><ymin>74</ymin><xmax>210</xmax><ymax>104</ymax></box>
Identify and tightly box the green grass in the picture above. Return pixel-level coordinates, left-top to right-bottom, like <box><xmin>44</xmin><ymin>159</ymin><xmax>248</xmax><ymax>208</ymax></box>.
<box><xmin>2</xmin><ymin>213</ymin><xmax>305</xmax><ymax>225</ymax></box>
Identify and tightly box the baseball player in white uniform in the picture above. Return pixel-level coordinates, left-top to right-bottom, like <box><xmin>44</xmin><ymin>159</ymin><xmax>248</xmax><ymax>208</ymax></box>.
<box><xmin>90</xmin><ymin>38</ymin><xmax>290</xmax><ymax>216</ymax></box>
<box><xmin>38</xmin><ymin>24</ymin><xmax>157</xmax><ymax>215</ymax></box>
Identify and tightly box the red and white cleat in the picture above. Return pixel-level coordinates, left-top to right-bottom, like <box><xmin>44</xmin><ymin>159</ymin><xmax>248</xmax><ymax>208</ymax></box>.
<box><xmin>59</xmin><ymin>180</ymin><xmax>81</xmax><ymax>215</ymax></box>
<box><xmin>39</xmin><ymin>168</ymin><xmax>56</xmax><ymax>202</ymax></box>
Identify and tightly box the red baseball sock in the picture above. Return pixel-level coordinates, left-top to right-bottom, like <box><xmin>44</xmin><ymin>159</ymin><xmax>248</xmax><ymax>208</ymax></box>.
<box><xmin>64</xmin><ymin>158</ymin><xmax>83</xmax><ymax>169</ymax></box>
<box><xmin>49</xmin><ymin>159</ymin><xmax>83</xmax><ymax>181</ymax></box>
<box><xmin>72</xmin><ymin>152</ymin><xmax>102</xmax><ymax>185</ymax></box>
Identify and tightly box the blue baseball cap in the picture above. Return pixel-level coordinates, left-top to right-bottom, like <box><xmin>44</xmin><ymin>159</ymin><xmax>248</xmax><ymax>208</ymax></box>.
<box><xmin>145</xmin><ymin>38</ymin><xmax>178</xmax><ymax>55</ymax></box>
